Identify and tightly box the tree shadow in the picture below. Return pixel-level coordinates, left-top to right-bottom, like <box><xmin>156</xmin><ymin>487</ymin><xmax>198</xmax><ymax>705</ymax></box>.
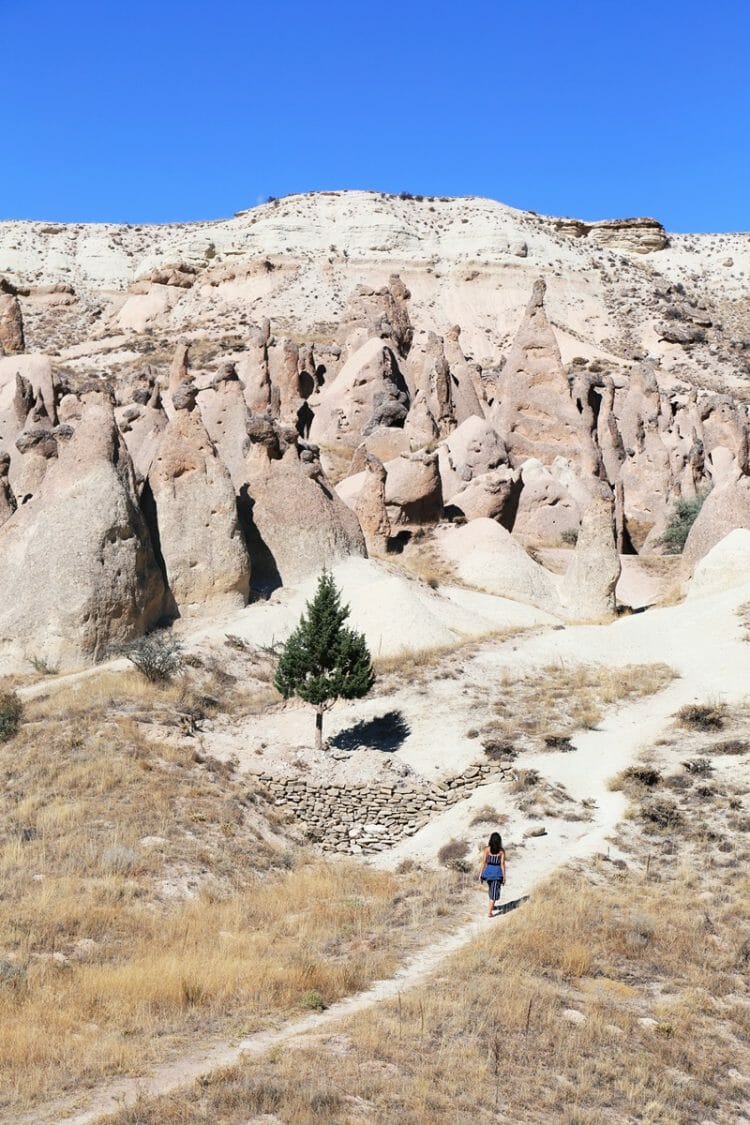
<box><xmin>330</xmin><ymin>710</ymin><xmax>411</xmax><ymax>753</ymax></box>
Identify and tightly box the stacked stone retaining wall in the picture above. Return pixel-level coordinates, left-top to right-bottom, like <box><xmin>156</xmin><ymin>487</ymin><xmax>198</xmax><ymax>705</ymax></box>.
<box><xmin>256</xmin><ymin>761</ymin><xmax>512</xmax><ymax>854</ymax></box>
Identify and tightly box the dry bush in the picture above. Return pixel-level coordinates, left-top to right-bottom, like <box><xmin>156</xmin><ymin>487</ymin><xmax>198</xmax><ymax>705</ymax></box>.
<box><xmin>0</xmin><ymin>688</ymin><xmax>22</xmax><ymax>742</ymax></box>
<box><xmin>609</xmin><ymin>765</ymin><xmax>662</xmax><ymax>795</ymax></box>
<box><xmin>437</xmin><ymin>838</ymin><xmax>470</xmax><ymax>872</ymax></box>
<box><xmin>676</xmin><ymin>703</ymin><xmax>726</xmax><ymax>731</ymax></box>
<box><xmin>711</xmin><ymin>738</ymin><xmax>749</xmax><ymax>755</ymax></box>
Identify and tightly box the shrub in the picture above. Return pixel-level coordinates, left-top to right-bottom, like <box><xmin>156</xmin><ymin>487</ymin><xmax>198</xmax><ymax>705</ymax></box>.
<box><xmin>712</xmin><ymin>739</ymin><xmax>749</xmax><ymax>755</ymax></box>
<box><xmin>623</xmin><ymin>766</ymin><xmax>662</xmax><ymax>788</ymax></box>
<box><xmin>437</xmin><ymin>839</ymin><xmax>470</xmax><ymax>872</ymax></box>
<box><xmin>640</xmin><ymin>798</ymin><xmax>682</xmax><ymax>830</ymax></box>
<box><xmin>676</xmin><ymin>703</ymin><xmax>726</xmax><ymax>731</ymax></box>
<box><xmin>561</xmin><ymin>528</ymin><xmax>579</xmax><ymax>546</ymax></box>
<box><xmin>683</xmin><ymin>757</ymin><xmax>713</xmax><ymax>776</ymax></box>
<box><xmin>123</xmin><ymin>632</ymin><xmax>183</xmax><ymax>683</ymax></box>
<box><xmin>300</xmin><ymin>988</ymin><xmax>327</xmax><ymax>1010</ymax></box>
<box><xmin>660</xmin><ymin>493</ymin><xmax>708</xmax><ymax>554</ymax></box>
<box><xmin>0</xmin><ymin>690</ymin><xmax>22</xmax><ymax>742</ymax></box>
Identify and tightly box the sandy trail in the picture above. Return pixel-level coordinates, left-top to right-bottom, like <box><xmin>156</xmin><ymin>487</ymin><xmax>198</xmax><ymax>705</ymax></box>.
<box><xmin>9</xmin><ymin>579</ymin><xmax>750</xmax><ymax>1124</ymax></box>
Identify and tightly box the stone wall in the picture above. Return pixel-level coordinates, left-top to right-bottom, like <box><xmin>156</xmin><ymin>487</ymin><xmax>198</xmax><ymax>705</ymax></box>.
<box><xmin>255</xmin><ymin>761</ymin><xmax>512</xmax><ymax>854</ymax></box>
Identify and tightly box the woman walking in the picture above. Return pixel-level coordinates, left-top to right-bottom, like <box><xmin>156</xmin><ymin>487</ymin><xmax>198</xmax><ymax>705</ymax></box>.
<box><xmin>479</xmin><ymin>831</ymin><xmax>506</xmax><ymax>918</ymax></box>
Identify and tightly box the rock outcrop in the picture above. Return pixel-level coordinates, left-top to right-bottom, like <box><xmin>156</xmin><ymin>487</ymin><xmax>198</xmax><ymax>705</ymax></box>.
<box><xmin>492</xmin><ymin>279</ymin><xmax>599</xmax><ymax>475</ymax></box>
<box><xmin>560</xmin><ymin>485</ymin><xmax>621</xmax><ymax>621</ymax></box>
<box><xmin>355</xmin><ymin>453</ymin><xmax>391</xmax><ymax>556</ymax></box>
<box><xmin>687</xmin><ymin>529</ymin><xmax>750</xmax><ymax>599</ymax></box>
<box><xmin>682</xmin><ymin>474</ymin><xmax>750</xmax><ymax>575</ymax></box>
<box><xmin>0</xmin><ymin>396</ymin><xmax>165</xmax><ymax>669</ymax></box>
<box><xmin>148</xmin><ymin>380</ymin><xmax>251</xmax><ymax>615</ymax></box>
<box><xmin>0</xmin><ymin>287</ymin><xmax>24</xmax><ymax>355</ymax></box>
<box><xmin>436</xmin><ymin>518</ymin><xmax>563</xmax><ymax>617</ymax></box>
<box><xmin>384</xmin><ymin>450</ymin><xmax>442</xmax><ymax>525</ymax></box>
<box><xmin>244</xmin><ymin>416</ymin><xmax>366</xmax><ymax>587</ymax></box>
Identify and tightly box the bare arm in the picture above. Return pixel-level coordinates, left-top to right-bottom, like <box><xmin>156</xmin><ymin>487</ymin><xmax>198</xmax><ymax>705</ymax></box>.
<box><xmin>478</xmin><ymin>846</ymin><xmax>488</xmax><ymax>880</ymax></box>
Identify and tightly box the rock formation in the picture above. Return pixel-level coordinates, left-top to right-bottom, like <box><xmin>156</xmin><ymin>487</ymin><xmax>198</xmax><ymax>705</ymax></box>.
<box><xmin>492</xmin><ymin>279</ymin><xmax>599</xmax><ymax>475</ymax></box>
<box><xmin>243</xmin><ymin>415</ymin><xmax>366</xmax><ymax>587</ymax></box>
<box><xmin>682</xmin><ymin>473</ymin><xmax>750</xmax><ymax>575</ymax></box>
<box><xmin>384</xmin><ymin>450</ymin><xmax>443</xmax><ymax>525</ymax></box>
<box><xmin>560</xmin><ymin>485</ymin><xmax>621</xmax><ymax>621</ymax></box>
<box><xmin>148</xmin><ymin>379</ymin><xmax>251</xmax><ymax>616</ymax></box>
<box><xmin>0</xmin><ymin>284</ymin><xmax>24</xmax><ymax>355</ymax></box>
<box><xmin>355</xmin><ymin>453</ymin><xmax>391</xmax><ymax>556</ymax></box>
<box><xmin>0</xmin><ymin>396</ymin><xmax>165</xmax><ymax>669</ymax></box>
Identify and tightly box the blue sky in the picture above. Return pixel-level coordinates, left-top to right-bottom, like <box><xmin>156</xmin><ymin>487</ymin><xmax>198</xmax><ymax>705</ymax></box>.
<box><xmin>3</xmin><ymin>0</ymin><xmax>749</xmax><ymax>231</ymax></box>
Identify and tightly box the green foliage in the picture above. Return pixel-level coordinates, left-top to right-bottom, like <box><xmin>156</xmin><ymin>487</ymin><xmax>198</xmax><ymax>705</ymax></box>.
<box><xmin>660</xmin><ymin>493</ymin><xmax>708</xmax><ymax>554</ymax></box>
<box><xmin>0</xmin><ymin>690</ymin><xmax>22</xmax><ymax>743</ymax></box>
<box><xmin>124</xmin><ymin>632</ymin><xmax>183</xmax><ymax>683</ymax></box>
<box><xmin>274</xmin><ymin>571</ymin><xmax>374</xmax><ymax>711</ymax></box>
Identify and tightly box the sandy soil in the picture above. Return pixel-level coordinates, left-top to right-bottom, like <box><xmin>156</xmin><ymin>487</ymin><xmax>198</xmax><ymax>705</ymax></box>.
<box><xmin>11</xmin><ymin>574</ymin><xmax>750</xmax><ymax>1125</ymax></box>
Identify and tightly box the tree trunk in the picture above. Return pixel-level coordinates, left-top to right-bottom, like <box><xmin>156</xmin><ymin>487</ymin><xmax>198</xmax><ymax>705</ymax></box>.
<box><xmin>315</xmin><ymin>706</ymin><xmax>324</xmax><ymax>752</ymax></box>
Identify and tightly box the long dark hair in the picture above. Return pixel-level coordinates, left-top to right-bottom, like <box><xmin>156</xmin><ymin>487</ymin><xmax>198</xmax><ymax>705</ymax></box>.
<box><xmin>488</xmin><ymin>832</ymin><xmax>503</xmax><ymax>854</ymax></box>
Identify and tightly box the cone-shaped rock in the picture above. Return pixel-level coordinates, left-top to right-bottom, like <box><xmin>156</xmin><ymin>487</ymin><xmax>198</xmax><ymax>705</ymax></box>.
<box><xmin>0</xmin><ymin>396</ymin><xmax>165</xmax><ymax>670</ymax></box>
<box><xmin>148</xmin><ymin>381</ymin><xmax>250</xmax><ymax>615</ymax></box>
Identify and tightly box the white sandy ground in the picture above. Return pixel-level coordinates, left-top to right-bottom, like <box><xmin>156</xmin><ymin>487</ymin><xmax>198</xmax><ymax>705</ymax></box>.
<box><xmin>8</xmin><ymin>575</ymin><xmax>750</xmax><ymax>1124</ymax></box>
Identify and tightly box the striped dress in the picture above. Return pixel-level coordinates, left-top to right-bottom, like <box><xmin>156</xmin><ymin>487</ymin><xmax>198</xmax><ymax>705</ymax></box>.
<box><xmin>484</xmin><ymin>850</ymin><xmax>504</xmax><ymax>902</ymax></box>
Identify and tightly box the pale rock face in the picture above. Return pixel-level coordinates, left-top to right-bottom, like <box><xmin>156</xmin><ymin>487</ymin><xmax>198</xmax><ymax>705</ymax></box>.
<box><xmin>560</xmin><ymin>485</ymin><xmax>621</xmax><ymax>621</ymax></box>
<box><xmin>0</xmin><ymin>452</ymin><xmax>16</xmax><ymax>526</ymax></box>
<box><xmin>0</xmin><ymin>292</ymin><xmax>24</xmax><ymax>355</ymax></box>
<box><xmin>244</xmin><ymin>429</ymin><xmax>366</xmax><ymax>587</ymax></box>
<box><xmin>438</xmin><ymin>415</ymin><xmax>508</xmax><ymax>502</ymax></box>
<box><xmin>492</xmin><ymin>279</ymin><xmax>598</xmax><ymax>474</ymax></box>
<box><xmin>147</xmin><ymin>387</ymin><xmax>251</xmax><ymax>615</ymax></box>
<box><xmin>442</xmin><ymin>325</ymin><xmax>485</xmax><ymax>423</ymax></box>
<box><xmin>116</xmin><ymin>385</ymin><xmax>168</xmax><ymax>490</ymax></box>
<box><xmin>436</xmin><ymin>518</ymin><xmax>564</xmax><ymax>617</ymax></box>
<box><xmin>682</xmin><ymin>473</ymin><xmax>750</xmax><ymax>575</ymax></box>
<box><xmin>197</xmin><ymin>364</ymin><xmax>250</xmax><ymax>490</ymax></box>
<box><xmin>447</xmin><ymin>467</ymin><xmax>519</xmax><ymax>524</ymax></box>
<box><xmin>687</xmin><ymin>528</ymin><xmax>750</xmax><ymax>599</ymax></box>
<box><xmin>355</xmin><ymin>453</ymin><xmax>391</xmax><ymax>556</ymax></box>
<box><xmin>309</xmin><ymin>336</ymin><xmax>410</xmax><ymax>451</ymax></box>
<box><xmin>343</xmin><ymin>275</ymin><xmax>413</xmax><ymax>359</ymax></box>
<box><xmin>237</xmin><ymin>320</ymin><xmax>272</xmax><ymax>414</ymax></box>
<box><xmin>384</xmin><ymin>450</ymin><xmax>443</xmax><ymax>525</ymax></box>
<box><xmin>512</xmin><ymin>459</ymin><xmax>582</xmax><ymax>544</ymax></box>
<box><xmin>0</xmin><ymin>398</ymin><xmax>165</xmax><ymax>669</ymax></box>
<box><xmin>403</xmin><ymin>388</ymin><xmax>438</xmax><ymax>446</ymax></box>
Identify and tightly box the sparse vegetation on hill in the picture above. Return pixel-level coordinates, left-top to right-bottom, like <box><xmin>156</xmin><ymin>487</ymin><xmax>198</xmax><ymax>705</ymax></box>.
<box><xmin>108</xmin><ymin>709</ymin><xmax>750</xmax><ymax>1125</ymax></box>
<box><xmin>0</xmin><ymin>670</ymin><xmax>468</xmax><ymax>1112</ymax></box>
<box><xmin>659</xmin><ymin>492</ymin><xmax>708</xmax><ymax>554</ymax></box>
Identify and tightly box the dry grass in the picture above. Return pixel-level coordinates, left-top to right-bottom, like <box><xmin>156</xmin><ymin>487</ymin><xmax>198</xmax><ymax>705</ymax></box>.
<box><xmin>115</xmin><ymin>726</ymin><xmax>750</xmax><ymax>1125</ymax></box>
<box><xmin>372</xmin><ymin>629</ymin><xmax>525</xmax><ymax>685</ymax></box>
<box><xmin>0</xmin><ymin>679</ymin><xmax>469</xmax><ymax>1111</ymax></box>
<box><xmin>482</xmin><ymin>661</ymin><xmax>676</xmax><ymax>751</ymax></box>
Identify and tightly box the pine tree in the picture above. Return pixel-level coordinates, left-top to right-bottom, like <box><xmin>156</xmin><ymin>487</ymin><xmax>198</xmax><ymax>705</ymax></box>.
<box><xmin>274</xmin><ymin>570</ymin><xmax>374</xmax><ymax>750</ymax></box>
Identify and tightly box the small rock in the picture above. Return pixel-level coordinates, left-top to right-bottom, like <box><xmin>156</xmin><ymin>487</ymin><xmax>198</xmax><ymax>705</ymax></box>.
<box><xmin>561</xmin><ymin>1008</ymin><xmax>586</xmax><ymax>1025</ymax></box>
<box><xmin>524</xmin><ymin>826</ymin><xmax>547</xmax><ymax>838</ymax></box>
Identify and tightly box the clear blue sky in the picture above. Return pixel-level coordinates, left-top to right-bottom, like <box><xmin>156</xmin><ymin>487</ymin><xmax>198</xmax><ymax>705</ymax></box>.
<box><xmin>3</xmin><ymin>0</ymin><xmax>749</xmax><ymax>231</ymax></box>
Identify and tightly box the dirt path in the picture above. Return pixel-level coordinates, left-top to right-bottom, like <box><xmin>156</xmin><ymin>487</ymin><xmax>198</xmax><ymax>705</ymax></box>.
<box><xmin>10</xmin><ymin>683</ymin><xmax>678</xmax><ymax>1125</ymax></box>
<box><xmin>10</xmin><ymin>579</ymin><xmax>750</xmax><ymax>1124</ymax></box>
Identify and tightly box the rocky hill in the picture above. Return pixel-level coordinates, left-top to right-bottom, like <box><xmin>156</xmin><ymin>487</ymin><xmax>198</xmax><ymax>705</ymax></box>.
<box><xmin>1</xmin><ymin>190</ymin><xmax>749</xmax><ymax>670</ymax></box>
